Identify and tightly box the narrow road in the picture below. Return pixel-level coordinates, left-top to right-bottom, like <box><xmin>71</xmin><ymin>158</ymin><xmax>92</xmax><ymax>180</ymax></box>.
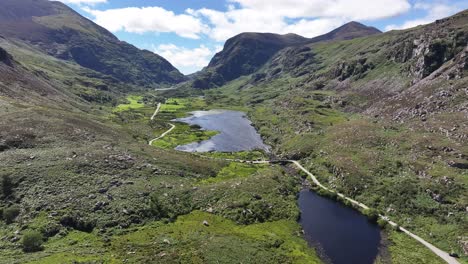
<box><xmin>387</xmin><ymin>220</ymin><xmax>461</xmax><ymax>264</ymax></box>
<box><xmin>155</xmin><ymin>87</ymin><xmax>177</xmax><ymax>91</ymax></box>
<box><xmin>150</xmin><ymin>103</ymin><xmax>161</xmax><ymax>120</ymax></box>
<box><xmin>148</xmin><ymin>102</ymin><xmax>176</xmax><ymax>145</ymax></box>
<box><xmin>288</xmin><ymin>160</ymin><xmax>459</xmax><ymax>264</ymax></box>
<box><xmin>148</xmin><ymin>123</ymin><xmax>175</xmax><ymax>146</ymax></box>
<box><xmin>206</xmin><ymin>157</ymin><xmax>459</xmax><ymax>263</ymax></box>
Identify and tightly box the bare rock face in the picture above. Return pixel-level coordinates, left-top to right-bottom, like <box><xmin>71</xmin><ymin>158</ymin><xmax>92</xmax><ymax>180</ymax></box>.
<box><xmin>409</xmin><ymin>27</ymin><xmax>467</xmax><ymax>81</ymax></box>
<box><xmin>333</xmin><ymin>58</ymin><xmax>374</xmax><ymax>81</ymax></box>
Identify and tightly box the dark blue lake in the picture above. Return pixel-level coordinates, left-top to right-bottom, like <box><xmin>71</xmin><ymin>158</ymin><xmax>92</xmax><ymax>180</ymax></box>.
<box><xmin>298</xmin><ymin>190</ymin><xmax>381</xmax><ymax>264</ymax></box>
<box><xmin>174</xmin><ymin>110</ymin><xmax>269</xmax><ymax>152</ymax></box>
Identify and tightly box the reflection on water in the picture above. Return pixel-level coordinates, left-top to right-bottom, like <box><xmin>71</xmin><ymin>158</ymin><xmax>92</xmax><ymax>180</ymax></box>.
<box><xmin>174</xmin><ymin>110</ymin><xmax>269</xmax><ymax>153</ymax></box>
<box><xmin>299</xmin><ymin>190</ymin><xmax>381</xmax><ymax>264</ymax></box>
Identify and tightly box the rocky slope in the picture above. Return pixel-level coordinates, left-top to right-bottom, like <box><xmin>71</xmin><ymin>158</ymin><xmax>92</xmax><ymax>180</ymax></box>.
<box><xmin>253</xmin><ymin>10</ymin><xmax>467</xmax><ymax>117</ymax></box>
<box><xmin>193</xmin><ymin>22</ymin><xmax>381</xmax><ymax>88</ymax></box>
<box><xmin>0</xmin><ymin>0</ymin><xmax>186</xmax><ymax>87</ymax></box>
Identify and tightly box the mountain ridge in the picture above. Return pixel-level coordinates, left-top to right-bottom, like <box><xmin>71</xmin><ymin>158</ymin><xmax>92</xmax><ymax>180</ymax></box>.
<box><xmin>192</xmin><ymin>21</ymin><xmax>382</xmax><ymax>88</ymax></box>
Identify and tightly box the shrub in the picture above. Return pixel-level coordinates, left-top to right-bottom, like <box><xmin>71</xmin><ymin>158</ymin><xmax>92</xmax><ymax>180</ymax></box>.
<box><xmin>148</xmin><ymin>194</ymin><xmax>168</xmax><ymax>219</ymax></box>
<box><xmin>377</xmin><ymin>218</ymin><xmax>387</xmax><ymax>229</ymax></box>
<box><xmin>343</xmin><ymin>199</ymin><xmax>353</xmax><ymax>208</ymax></box>
<box><xmin>59</xmin><ymin>214</ymin><xmax>95</xmax><ymax>232</ymax></box>
<box><xmin>3</xmin><ymin>205</ymin><xmax>20</xmax><ymax>224</ymax></box>
<box><xmin>22</xmin><ymin>231</ymin><xmax>44</xmax><ymax>252</ymax></box>
<box><xmin>1</xmin><ymin>175</ymin><xmax>14</xmax><ymax>199</ymax></box>
<box><xmin>363</xmin><ymin>208</ymin><xmax>379</xmax><ymax>223</ymax></box>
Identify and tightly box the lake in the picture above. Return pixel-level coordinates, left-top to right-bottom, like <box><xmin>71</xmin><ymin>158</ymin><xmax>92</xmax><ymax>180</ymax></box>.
<box><xmin>298</xmin><ymin>190</ymin><xmax>381</xmax><ymax>264</ymax></box>
<box><xmin>174</xmin><ymin>110</ymin><xmax>269</xmax><ymax>152</ymax></box>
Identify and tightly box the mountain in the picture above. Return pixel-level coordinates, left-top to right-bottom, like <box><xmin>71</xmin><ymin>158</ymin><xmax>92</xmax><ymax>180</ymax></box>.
<box><xmin>192</xmin><ymin>21</ymin><xmax>381</xmax><ymax>88</ymax></box>
<box><xmin>255</xmin><ymin>10</ymin><xmax>468</xmax><ymax>112</ymax></box>
<box><xmin>0</xmin><ymin>0</ymin><xmax>186</xmax><ymax>87</ymax></box>
<box><xmin>307</xmin><ymin>21</ymin><xmax>381</xmax><ymax>43</ymax></box>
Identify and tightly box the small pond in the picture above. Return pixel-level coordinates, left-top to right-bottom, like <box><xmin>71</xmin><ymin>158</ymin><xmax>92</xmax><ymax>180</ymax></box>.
<box><xmin>298</xmin><ymin>190</ymin><xmax>381</xmax><ymax>264</ymax></box>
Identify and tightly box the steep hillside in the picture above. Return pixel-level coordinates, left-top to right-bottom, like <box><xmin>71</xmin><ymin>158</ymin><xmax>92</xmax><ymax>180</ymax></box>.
<box><xmin>193</xmin><ymin>22</ymin><xmax>381</xmax><ymax>88</ymax></box>
<box><xmin>252</xmin><ymin>10</ymin><xmax>467</xmax><ymax>114</ymax></box>
<box><xmin>0</xmin><ymin>0</ymin><xmax>185</xmax><ymax>86</ymax></box>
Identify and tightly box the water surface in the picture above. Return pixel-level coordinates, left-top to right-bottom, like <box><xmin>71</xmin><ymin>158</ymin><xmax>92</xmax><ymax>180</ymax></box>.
<box><xmin>298</xmin><ymin>190</ymin><xmax>381</xmax><ymax>264</ymax></box>
<box><xmin>174</xmin><ymin>110</ymin><xmax>269</xmax><ymax>152</ymax></box>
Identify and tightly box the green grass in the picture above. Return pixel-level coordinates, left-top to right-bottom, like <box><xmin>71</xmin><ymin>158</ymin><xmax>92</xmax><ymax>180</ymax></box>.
<box><xmin>387</xmin><ymin>230</ymin><xmax>445</xmax><ymax>264</ymax></box>
<box><xmin>114</xmin><ymin>95</ymin><xmax>145</xmax><ymax>112</ymax></box>
<box><xmin>26</xmin><ymin>231</ymin><xmax>117</xmax><ymax>264</ymax></box>
<box><xmin>160</xmin><ymin>97</ymin><xmax>207</xmax><ymax>114</ymax></box>
<box><xmin>151</xmin><ymin>123</ymin><xmax>218</xmax><ymax>149</ymax></box>
<box><xmin>199</xmin><ymin>162</ymin><xmax>263</xmax><ymax>184</ymax></box>
<box><xmin>112</xmin><ymin>211</ymin><xmax>321</xmax><ymax>264</ymax></box>
<box><xmin>199</xmin><ymin>150</ymin><xmax>268</xmax><ymax>161</ymax></box>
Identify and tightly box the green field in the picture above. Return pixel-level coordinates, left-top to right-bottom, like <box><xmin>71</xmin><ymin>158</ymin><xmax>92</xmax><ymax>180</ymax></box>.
<box><xmin>114</xmin><ymin>95</ymin><xmax>145</xmax><ymax>112</ymax></box>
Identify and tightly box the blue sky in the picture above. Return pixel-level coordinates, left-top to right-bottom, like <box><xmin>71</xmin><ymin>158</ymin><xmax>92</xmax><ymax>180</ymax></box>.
<box><xmin>58</xmin><ymin>0</ymin><xmax>468</xmax><ymax>74</ymax></box>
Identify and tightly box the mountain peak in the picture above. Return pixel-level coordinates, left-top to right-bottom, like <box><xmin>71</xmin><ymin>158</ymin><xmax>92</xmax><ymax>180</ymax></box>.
<box><xmin>308</xmin><ymin>21</ymin><xmax>381</xmax><ymax>43</ymax></box>
<box><xmin>338</xmin><ymin>21</ymin><xmax>381</xmax><ymax>34</ymax></box>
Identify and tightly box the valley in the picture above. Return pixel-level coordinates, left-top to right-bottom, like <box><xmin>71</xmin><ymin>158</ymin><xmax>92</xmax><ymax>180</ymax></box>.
<box><xmin>0</xmin><ymin>0</ymin><xmax>466</xmax><ymax>263</ymax></box>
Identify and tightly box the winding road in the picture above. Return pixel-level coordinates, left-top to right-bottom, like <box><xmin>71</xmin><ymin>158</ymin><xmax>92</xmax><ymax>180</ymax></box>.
<box><xmin>147</xmin><ymin>102</ymin><xmax>460</xmax><ymax>264</ymax></box>
<box><xmin>148</xmin><ymin>102</ymin><xmax>176</xmax><ymax>146</ymax></box>
<box><xmin>150</xmin><ymin>103</ymin><xmax>161</xmax><ymax>121</ymax></box>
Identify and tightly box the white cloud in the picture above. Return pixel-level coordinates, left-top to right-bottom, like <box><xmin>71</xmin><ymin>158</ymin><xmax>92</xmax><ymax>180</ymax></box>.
<box><xmin>192</xmin><ymin>0</ymin><xmax>410</xmax><ymax>42</ymax></box>
<box><xmin>81</xmin><ymin>0</ymin><xmax>412</xmax><ymax>42</ymax></box>
<box><xmin>283</xmin><ymin>18</ymin><xmax>347</xmax><ymax>38</ymax></box>
<box><xmin>385</xmin><ymin>2</ymin><xmax>461</xmax><ymax>30</ymax></box>
<box><xmin>54</xmin><ymin>0</ymin><xmax>106</xmax><ymax>5</ymax></box>
<box><xmin>153</xmin><ymin>44</ymin><xmax>217</xmax><ymax>74</ymax></box>
<box><xmin>229</xmin><ymin>0</ymin><xmax>410</xmax><ymax>20</ymax></box>
<box><xmin>83</xmin><ymin>7</ymin><xmax>208</xmax><ymax>39</ymax></box>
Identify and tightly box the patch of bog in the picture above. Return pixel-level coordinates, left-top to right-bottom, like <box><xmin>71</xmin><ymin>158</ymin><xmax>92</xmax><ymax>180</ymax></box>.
<box><xmin>174</xmin><ymin>110</ymin><xmax>269</xmax><ymax>152</ymax></box>
<box><xmin>298</xmin><ymin>190</ymin><xmax>381</xmax><ymax>264</ymax></box>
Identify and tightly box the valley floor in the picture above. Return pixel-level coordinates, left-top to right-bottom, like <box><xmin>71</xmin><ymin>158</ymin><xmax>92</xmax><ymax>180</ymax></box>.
<box><xmin>0</xmin><ymin>93</ymin><xmax>465</xmax><ymax>264</ymax></box>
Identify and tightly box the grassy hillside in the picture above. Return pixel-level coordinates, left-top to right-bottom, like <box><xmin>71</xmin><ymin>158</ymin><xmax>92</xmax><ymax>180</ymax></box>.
<box><xmin>0</xmin><ymin>0</ymin><xmax>186</xmax><ymax>86</ymax></box>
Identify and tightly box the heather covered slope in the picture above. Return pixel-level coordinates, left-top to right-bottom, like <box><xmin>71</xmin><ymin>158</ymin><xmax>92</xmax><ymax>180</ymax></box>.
<box><xmin>201</xmin><ymin>10</ymin><xmax>468</xmax><ymax>261</ymax></box>
<box><xmin>0</xmin><ymin>2</ymin><xmax>321</xmax><ymax>262</ymax></box>
<box><xmin>0</xmin><ymin>0</ymin><xmax>185</xmax><ymax>86</ymax></box>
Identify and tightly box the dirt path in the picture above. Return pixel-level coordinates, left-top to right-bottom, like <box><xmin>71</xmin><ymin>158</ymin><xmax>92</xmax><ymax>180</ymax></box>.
<box><xmin>154</xmin><ymin>87</ymin><xmax>177</xmax><ymax>91</ymax></box>
<box><xmin>148</xmin><ymin>123</ymin><xmax>175</xmax><ymax>146</ymax></box>
<box><xmin>150</xmin><ymin>103</ymin><xmax>161</xmax><ymax>121</ymax></box>
<box><xmin>148</xmin><ymin>102</ymin><xmax>176</xmax><ymax>145</ymax></box>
